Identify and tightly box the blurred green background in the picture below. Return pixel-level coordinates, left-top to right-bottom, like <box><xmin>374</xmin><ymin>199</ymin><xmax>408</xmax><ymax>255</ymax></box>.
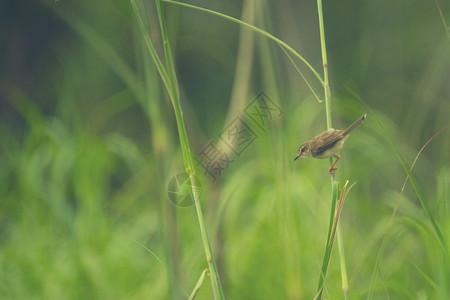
<box><xmin>1</xmin><ymin>0</ymin><xmax>450</xmax><ymax>299</ymax></box>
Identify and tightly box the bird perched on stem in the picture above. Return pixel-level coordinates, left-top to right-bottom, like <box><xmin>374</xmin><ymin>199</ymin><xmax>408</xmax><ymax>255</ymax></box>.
<box><xmin>294</xmin><ymin>114</ymin><xmax>366</xmax><ymax>174</ymax></box>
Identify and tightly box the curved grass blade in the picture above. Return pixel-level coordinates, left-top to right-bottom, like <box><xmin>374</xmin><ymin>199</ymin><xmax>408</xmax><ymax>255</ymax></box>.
<box><xmin>162</xmin><ymin>0</ymin><xmax>324</xmax><ymax>86</ymax></box>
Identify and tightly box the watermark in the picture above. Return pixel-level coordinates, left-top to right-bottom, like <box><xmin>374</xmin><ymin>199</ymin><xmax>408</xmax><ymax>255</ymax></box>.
<box><xmin>167</xmin><ymin>92</ymin><xmax>282</xmax><ymax>206</ymax></box>
<box><xmin>244</xmin><ymin>91</ymin><xmax>283</xmax><ymax>131</ymax></box>
<box><xmin>167</xmin><ymin>172</ymin><xmax>202</xmax><ymax>207</ymax></box>
<box><xmin>219</xmin><ymin>117</ymin><xmax>258</xmax><ymax>155</ymax></box>
<box><xmin>195</xmin><ymin>92</ymin><xmax>283</xmax><ymax>181</ymax></box>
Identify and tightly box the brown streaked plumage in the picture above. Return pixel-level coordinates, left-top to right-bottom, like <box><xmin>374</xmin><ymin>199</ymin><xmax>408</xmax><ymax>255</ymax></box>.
<box><xmin>294</xmin><ymin>114</ymin><xmax>366</xmax><ymax>174</ymax></box>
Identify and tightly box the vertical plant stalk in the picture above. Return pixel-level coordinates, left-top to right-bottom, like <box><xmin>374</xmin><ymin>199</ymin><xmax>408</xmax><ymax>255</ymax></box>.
<box><xmin>316</xmin><ymin>182</ymin><xmax>339</xmax><ymax>297</ymax></box>
<box><xmin>189</xmin><ymin>175</ymin><xmax>224</xmax><ymax>300</ymax></box>
<box><xmin>315</xmin><ymin>181</ymin><xmax>354</xmax><ymax>299</ymax></box>
<box><xmin>155</xmin><ymin>1</ymin><xmax>224</xmax><ymax>298</ymax></box>
<box><xmin>316</xmin><ymin>0</ymin><xmax>349</xmax><ymax>299</ymax></box>
<box><xmin>316</xmin><ymin>0</ymin><xmax>332</xmax><ymax>296</ymax></box>
<box><xmin>130</xmin><ymin>0</ymin><xmax>224</xmax><ymax>298</ymax></box>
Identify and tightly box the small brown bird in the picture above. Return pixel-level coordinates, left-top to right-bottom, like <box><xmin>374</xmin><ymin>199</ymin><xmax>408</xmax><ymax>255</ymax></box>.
<box><xmin>294</xmin><ymin>114</ymin><xmax>366</xmax><ymax>174</ymax></box>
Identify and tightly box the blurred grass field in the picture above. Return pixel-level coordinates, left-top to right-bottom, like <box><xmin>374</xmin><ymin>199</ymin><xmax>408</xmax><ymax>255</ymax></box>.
<box><xmin>1</xmin><ymin>0</ymin><xmax>450</xmax><ymax>299</ymax></box>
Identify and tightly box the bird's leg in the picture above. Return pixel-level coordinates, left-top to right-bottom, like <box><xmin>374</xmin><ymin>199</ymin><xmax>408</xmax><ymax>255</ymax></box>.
<box><xmin>328</xmin><ymin>154</ymin><xmax>341</xmax><ymax>174</ymax></box>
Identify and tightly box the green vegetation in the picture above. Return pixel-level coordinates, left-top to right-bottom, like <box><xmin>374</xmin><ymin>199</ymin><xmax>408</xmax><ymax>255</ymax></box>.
<box><xmin>1</xmin><ymin>0</ymin><xmax>449</xmax><ymax>299</ymax></box>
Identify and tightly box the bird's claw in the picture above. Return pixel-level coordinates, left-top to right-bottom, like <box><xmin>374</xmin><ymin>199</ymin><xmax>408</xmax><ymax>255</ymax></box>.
<box><xmin>328</xmin><ymin>167</ymin><xmax>337</xmax><ymax>174</ymax></box>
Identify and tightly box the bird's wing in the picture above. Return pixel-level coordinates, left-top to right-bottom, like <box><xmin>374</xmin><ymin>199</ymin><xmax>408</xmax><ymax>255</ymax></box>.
<box><xmin>311</xmin><ymin>130</ymin><xmax>344</xmax><ymax>156</ymax></box>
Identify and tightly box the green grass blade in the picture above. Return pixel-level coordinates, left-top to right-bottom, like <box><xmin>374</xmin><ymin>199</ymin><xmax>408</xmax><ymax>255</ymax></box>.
<box><xmin>130</xmin><ymin>0</ymin><xmax>195</xmax><ymax>174</ymax></box>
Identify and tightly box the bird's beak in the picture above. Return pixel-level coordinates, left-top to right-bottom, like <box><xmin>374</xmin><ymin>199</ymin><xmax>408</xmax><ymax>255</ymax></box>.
<box><xmin>294</xmin><ymin>152</ymin><xmax>302</xmax><ymax>161</ymax></box>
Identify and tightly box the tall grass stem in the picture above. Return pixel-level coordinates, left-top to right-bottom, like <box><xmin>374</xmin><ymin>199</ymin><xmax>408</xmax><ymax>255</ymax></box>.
<box><xmin>316</xmin><ymin>0</ymin><xmax>332</xmax><ymax>129</ymax></box>
<box><xmin>316</xmin><ymin>1</ymin><xmax>349</xmax><ymax>299</ymax></box>
<box><xmin>130</xmin><ymin>0</ymin><xmax>224</xmax><ymax>298</ymax></box>
<box><xmin>316</xmin><ymin>182</ymin><xmax>339</xmax><ymax>297</ymax></box>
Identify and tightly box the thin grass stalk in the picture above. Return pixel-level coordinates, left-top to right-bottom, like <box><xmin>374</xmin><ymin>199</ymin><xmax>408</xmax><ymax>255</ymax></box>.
<box><xmin>155</xmin><ymin>0</ymin><xmax>179</xmax><ymax>101</ymax></box>
<box><xmin>189</xmin><ymin>175</ymin><xmax>224</xmax><ymax>299</ymax></box>
<box><xmin>317</xmin><ymin>0</ymin><xmax>348</xmax><ymax>299</ymax></box>
<box><xmin>316</xmin><ymin>0</ymin><xmax>332</xmax><ymax>130</ymax></box>
<box><xmin>315</xmin><ymin>181</ymin><xmax>355</xmax><ymax>299</ymax></box>
<box><xmin>315</xmin><ymin>1</ymin><xmax>350</xmax><ymax>298</ymax></box>
<box><xmin>130</xmin><ymin>1</ymin><xmax>224</xmax><ymax>298</ymax></box>
<box><xmin>316</xmin><ymin>182</ymin><xmax>339</xmax><ymax>297</ymax></box>
<box><xmin>155</xmin><ymin>1</ymin><xmax>224</xmax><ymax>298</ymax></box>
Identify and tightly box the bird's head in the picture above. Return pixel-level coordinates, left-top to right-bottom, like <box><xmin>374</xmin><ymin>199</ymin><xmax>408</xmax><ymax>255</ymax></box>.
<box><xmin>294</xmin><ymin>142</ymin><xmax>312</xmax><ymax>161</ymax></box>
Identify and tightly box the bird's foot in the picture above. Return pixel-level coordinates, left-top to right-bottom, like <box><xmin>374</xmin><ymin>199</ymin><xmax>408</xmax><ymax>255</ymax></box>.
<box><xmin>328</xmin><ymin>166</ymin><xmax>337</xmax><ymax>175</ymax></box>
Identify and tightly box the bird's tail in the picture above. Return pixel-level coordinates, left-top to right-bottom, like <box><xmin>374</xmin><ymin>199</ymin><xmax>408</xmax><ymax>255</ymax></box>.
<box><xmin>342</xmin><ymin>114</ymin><xmax>366</xmax><ymax>136</ymax></box>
